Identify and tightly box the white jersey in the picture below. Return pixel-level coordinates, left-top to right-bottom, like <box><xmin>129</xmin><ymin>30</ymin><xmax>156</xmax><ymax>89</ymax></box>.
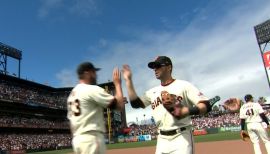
<box><xmin>239</xmin><ymin>102</ymin><xmax>270</xmax><ymax>154</ymax></box>
<box><xmin>141</xmin><ymin>79</ymin><xmax>208</xmax><ymax>131</ymax></box>
<box><xmin>67</xmin><ymin>83</ymin><xmax>114</xmax><ymax>137</ymax></box>
<box><xmin>240</xmin><ymin>102</ymin><xmax>264</xmax><ymax>123</ymax></box>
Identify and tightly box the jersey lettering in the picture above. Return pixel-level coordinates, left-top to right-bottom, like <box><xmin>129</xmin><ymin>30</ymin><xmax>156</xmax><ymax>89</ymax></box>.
<box><xmin>156</xmin><ymin>97</ymin><xmax>162</xmax><ymax>106</ymax></box>
<box><xmin>69</xmin><ymin>99</ymin><xmax>81</xmax><ymax>116</ymax></box>
<box><xmin>246</xmin><ymin>109</ymin><xmax>254</xmax><ymax>116</ymax></box>
<box><xmin>151</xmin><ymin>101</ymin><xmax>156</xmax><ymax>109</ymax></box>
<box><xmin>151</xmin><ymin>95</ymin><xmax>182</xmax><ymax>110</ymax></box>
<box><xmin>151</xmin><ymin>97</ymin><xmax>162</xmax><ymax>110</ymax></box>
<box><xmin>176</xmin><ymin>96</ymin><xmax>183</xmax><ymax>102</ymax></box>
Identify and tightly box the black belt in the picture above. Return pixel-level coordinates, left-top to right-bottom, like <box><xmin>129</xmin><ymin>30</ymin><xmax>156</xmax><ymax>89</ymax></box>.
<box><xmin>160</xmin><ymin>127</ymin><xmax>186</xmax><ymax>136</ymax></box>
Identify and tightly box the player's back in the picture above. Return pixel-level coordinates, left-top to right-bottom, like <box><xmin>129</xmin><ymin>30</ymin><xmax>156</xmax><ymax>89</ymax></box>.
<box><xmin>67</xmin><ymin>83</ymin><xmax>108</xmax><ymax>136</ymax></box>
<box><xmin>240</xmin><ymin>102</ymin><xmax>264</xmax><ymax>123</ymax></box>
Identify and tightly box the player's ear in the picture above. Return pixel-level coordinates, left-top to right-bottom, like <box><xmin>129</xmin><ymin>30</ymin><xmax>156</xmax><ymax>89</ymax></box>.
<box><xmin>168</xmin><ymin>65</ymin><xmax>172</xmax><ymax>73</ymax></box>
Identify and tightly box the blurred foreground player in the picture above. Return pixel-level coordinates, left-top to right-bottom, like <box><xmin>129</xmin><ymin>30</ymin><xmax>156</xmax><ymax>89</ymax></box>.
<box><xmin>67</xmin><ymin>62</ymin><xmax>124</xmax><ymax>154</ymax></box>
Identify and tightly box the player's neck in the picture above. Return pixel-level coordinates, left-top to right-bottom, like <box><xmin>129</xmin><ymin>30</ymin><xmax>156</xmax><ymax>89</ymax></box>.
<box><xmin>79</xmin><ymin>78</ymin><xmax>97</xmax><ymax>85</ymax></box>
<box><xmin>79</xmin><ymin>80</ymin><xmax>90</xmax><ymax>85</ymax></box>
<box><xmin>79</xmin><ymin>80</ymin><xmax>86</xmax><ymax>84</ymax></box>
<box><xmin>161</xmin><ymin>77</ymin><xmax>175</xmax><ymax>86</ymax></box>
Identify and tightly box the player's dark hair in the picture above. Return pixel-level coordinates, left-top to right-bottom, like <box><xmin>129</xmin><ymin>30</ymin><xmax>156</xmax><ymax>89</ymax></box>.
<box><xmin>76</xmin><ymin>62</ymin><xmax>100</xmax><ymax>79</ymax></box>
<box><xmin>244</xmin><ymin>94</ymin><xmax>253</xmax><ymax>102</ymax></box>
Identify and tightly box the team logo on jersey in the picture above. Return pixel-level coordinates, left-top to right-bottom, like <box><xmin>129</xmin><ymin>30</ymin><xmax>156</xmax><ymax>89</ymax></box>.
<box><xmin>151</xmin><ymin>94</ymin><xmax>183</xmax><ymax>110</ymax></box>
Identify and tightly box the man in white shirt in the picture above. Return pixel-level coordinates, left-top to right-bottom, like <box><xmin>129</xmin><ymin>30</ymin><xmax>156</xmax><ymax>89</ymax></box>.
<box><xmin>122</xmin><ymin>56</ymin><xmax>214</xmax><ymax>154</ymax></box>
<box><xmin>240</xmin><ymin>94</ymin><xmax>270</xmax><ymax>154</ymax></box>
<box><xmin>67</xmin><ymin>62</ymin><xmax>124</xmax><ymax>154</ymax></box>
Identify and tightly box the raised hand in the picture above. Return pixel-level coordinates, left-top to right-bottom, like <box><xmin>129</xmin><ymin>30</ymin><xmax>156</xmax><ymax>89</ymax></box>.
<box><xmin>223</xmin><ymin>98</ymin><xmax>241</xmax><ymax>112</ymax></box>
<box><xmin>112</xmin><ymin>67</ymin><xmax>121</xmax><ymax>85</ymax></box>
<box><xmin>122</xmin><ymin>64</ymin><xmax>132</xmax><ymax>81</ymax></box>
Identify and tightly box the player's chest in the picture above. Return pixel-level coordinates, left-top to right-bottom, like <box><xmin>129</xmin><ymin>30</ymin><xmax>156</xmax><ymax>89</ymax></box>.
<box><xmin>149</xmin><ymin>88</ymin><xmax>186</xmax><ymax>110</ymax></box>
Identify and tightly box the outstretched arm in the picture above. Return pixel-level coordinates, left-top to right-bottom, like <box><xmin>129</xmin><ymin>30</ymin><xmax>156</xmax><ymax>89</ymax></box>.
<box><xmin>163</xmin><ymin>95</ymin><xmax>220</xmax><ymax>119</ymax></box>
<box><xmin>193</xmin><ymin>96</ymin><xmax>221</xmax><ymax>115</ymax></box>
<box><xmin>109</xmin><ymin>67</ymin><xmax>124</xmax><ymax>111</ymax></box>
<box><xmin>169</xmin><ymin>100</ymin><xmax>210</xmax><ymax>119</ymax></box>
<box><xmin>122</xmin><ymin>65</ymin><xmax>145</xmax><ymax>108</ymax></box>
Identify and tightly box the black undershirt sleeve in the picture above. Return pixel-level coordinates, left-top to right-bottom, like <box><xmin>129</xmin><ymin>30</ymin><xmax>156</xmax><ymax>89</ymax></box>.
<box><xmin>199</xmin><ymin>101</ymin><xmax>212</xmax><ymax>113</ymax></box>
<box><xmin>130</xmin><ymin>97</ymin><xmax>145</xmax><ymax>108</ymax></box>
<box><xmin>241</xmin><ymin>119</ymin><xmax>245</xmax><ymax>130</ymax></box>
<box><xmin>188</xmin><ymin>106</ymin><xmax>200</xmax><ymax>115</ymax></box>
<box><xmin>260</xmin><ymin>113</ymin><xmax>269</xmax><ymax>125</ymax></box>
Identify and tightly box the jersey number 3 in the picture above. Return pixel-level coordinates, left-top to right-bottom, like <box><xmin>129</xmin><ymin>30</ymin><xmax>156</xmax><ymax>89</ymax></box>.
<box><xmin>246</xmin><ymin>109</ymin><xmax>254</xmax><ymax>116</ymax></box>
<box><xmin>69</xmin><ymin>99</ymin><xmax>81</xmax><ymax>116</ymax></box>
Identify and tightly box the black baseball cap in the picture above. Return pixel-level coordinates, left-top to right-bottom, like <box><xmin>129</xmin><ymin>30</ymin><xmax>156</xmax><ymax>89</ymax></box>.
<box><xmin>244</xmin><ymin>94</ymin><xmax>253</xmax><ymax>102</ymax></box>
<box><xmin>77</xmin><ymin>62</ymin><xmax>100</xmax><ymax>75</ymax></box>
<box><xmin>148</xmin><ymin>56</ymin><xmax>172</xmax><ymax>69</ymax></box>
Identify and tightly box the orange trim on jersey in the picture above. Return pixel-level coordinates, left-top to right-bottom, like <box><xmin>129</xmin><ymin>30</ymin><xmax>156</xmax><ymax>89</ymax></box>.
<box><xmin>161</xmin><ymin>79</ymin><xmax>175</xmax><ymax>86</ymax></box>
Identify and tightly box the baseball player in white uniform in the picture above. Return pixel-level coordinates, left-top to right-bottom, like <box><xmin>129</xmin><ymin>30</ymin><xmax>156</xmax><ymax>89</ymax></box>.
<box><xmin>240</xmin><ymin>94</ymin><xmax>270</xmax><ymax>154</ymax></box>
<box><xmin>67</xmin><ymin>62</ymin><xmax>124</xmax><ymax>154</ymax></box>
<box><xmin>122</xmin><ymin>56</ymin><xmax>214</xmax><ymax>154</ymax></box>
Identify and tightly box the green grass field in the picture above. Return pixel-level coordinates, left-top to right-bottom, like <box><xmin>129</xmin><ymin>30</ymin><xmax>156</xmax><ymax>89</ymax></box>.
<box><xmin>29</xmin><ymin>132</ymin><xmax>241</xmax><ymax>154</ymax></box>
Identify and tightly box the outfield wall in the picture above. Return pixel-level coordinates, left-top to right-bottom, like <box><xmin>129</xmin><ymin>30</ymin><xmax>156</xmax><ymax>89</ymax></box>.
<box><xmin>115</xmin><ymin>126</ymin><xmax>241</xmax><ymax>143</ymax></box>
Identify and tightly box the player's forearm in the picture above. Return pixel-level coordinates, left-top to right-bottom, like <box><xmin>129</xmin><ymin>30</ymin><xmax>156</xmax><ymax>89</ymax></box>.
<box><xmin>183</xmin><ymin>102</ymin><xmax>208</xmax><ymax>116</ymax></box>
<box><xmin>196</xmin><ymin>101</ymin><xmax>209</xmax><ymax>114</ymax></box>
<box><xmin>124</xmin><ymin>78</ymin><xmax>139</xmax><ymax>101</ymax></box>
<box><xmin>190</xmin><ymin>100</ymin><xmax>216</xmax><ymax>115</ymax></box>
<box><xmin>114</xmin><ymin>83</ymin><xmax>124</xmax><ymax>111</ymax></box>
<box><xmin>124</xmin><ymin>79</ymin><xmax>145</xmax><ymax>108</ymax></box>
<box><xmin>170</xmin><ymin>102</ymin><xmax>208</xmax><ymax>119</ymax></box>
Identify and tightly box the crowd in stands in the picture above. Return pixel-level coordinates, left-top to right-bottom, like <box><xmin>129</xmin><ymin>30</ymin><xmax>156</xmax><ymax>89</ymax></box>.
<box><xmin>124</xmin><ymin>108</ymin><xmax>270</xmax><ymax>137</ymax></box>
<box><xmin>0</xmin><ymin>80</ymin><xmax>69</xmax><ymax>109</ymax></box>
<box><xmin>192</xmin><ymin>113</ymin><xmax>240</xmax><ymax>130</ymax></box>
<box><xmin>0</xmin><ymin>115</ymin><xmax>69</xmax><ymax>129</ymax></box>
<box><xmin>128</xmin><ymin>124</ymin><xmax>158</xmax><ymax>136</ymax></box>
<box><xmin>2</xmin><ymin>77</ymin><xmax>270</xmax><ymax>151</ymax></box>
<box><xmin>127</xmin><ymin>112</ymin><xmax>242</xmax><ymax>137</ymax></box>
<box><xmin>0</xmin><ymin>134</ymin><xmax>71</xmax><ymax>151</ymax></box>
<box><xmin>0</xmin><ymin>112</ymin><xmax>268</xmax><ymax>150</ymax></box>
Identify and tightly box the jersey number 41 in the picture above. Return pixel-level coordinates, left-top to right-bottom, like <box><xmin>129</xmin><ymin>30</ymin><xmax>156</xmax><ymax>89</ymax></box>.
<box><xmin>246</xmin><ymin>109</ymin><xmax>254</xmax><ymax>116</ymax></box>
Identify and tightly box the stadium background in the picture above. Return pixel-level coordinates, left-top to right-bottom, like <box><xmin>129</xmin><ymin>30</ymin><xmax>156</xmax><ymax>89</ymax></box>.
<box><xmin>1</xmin><ymin>70</ymin><xmax>270</xmax><ymax>154</ymax></box>
<box><xmin>1</xmin><ymin>42</ymin><xmax>270</xmax><ymax>153</ymax></box>
<box><xmin>0</xmin><ymin>72</ymin><xmax>127</xmax><ymax>153</ymax></box>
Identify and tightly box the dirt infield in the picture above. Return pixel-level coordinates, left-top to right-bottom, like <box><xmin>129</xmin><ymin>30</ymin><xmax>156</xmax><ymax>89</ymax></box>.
<box><xmin>107</xmin><ymin>140</ymin><xmax>267</xmax><ymax>154</ymax></box>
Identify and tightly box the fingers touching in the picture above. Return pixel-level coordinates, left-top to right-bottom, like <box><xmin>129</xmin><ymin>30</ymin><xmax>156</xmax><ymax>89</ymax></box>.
<box><xmin>112</xmin><ymin>65</ymin><xmax>133</xmax><ymax>82</ymax></box>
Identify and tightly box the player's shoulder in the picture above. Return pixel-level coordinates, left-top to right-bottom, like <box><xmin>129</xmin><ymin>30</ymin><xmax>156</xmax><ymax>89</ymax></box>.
<box><xmin>254</xmin><ymin>102</ymin><xmax>263</xmax><ymax>108</ymax></box>
<box><xmin>75</xmin><ymin>83</ymin><xmax>103</xmax><ymax>91</ymax></box>
<box><xmin>147</xmin><ymin>86</ymin><xmax>160</xmax><ymax>94</ymax></box>
<box><xmin>174</xmin><ymin>79</ymin><xmax>192</xmax><ymax>85</ymax></box>
<box><xmin>240</xmin><ymin>103</ymin><xmax>247</xmax><ymax>110</ymax></box>
<box><xmin>173</xmin><ymin>79</ymin><xmax>197</xmax><ymax>89</ymax></box>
